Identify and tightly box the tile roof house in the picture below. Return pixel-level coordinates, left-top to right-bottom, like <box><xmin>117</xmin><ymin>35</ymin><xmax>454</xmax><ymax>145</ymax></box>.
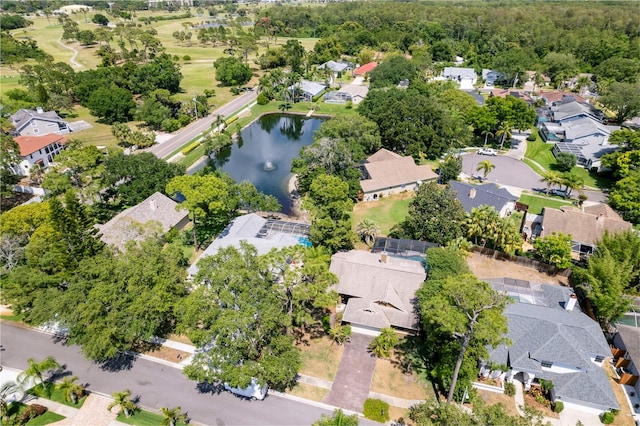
<box><xmin>188</xmin><ymin>213</ymin><xmax>309</xmax><ymax>277</ymax></box>
<box><xmin>449</xmin><ymin>181</ymin><xmax>517</xmax><ymax>217</ymax></box>
<box><xmin>9</xmin><ymin>108</ymin><xmax>71</xmax><ymax>137</ymax></box>
<box><xmin>489</xmin><ymin>89</ymin><xmax>533</xmax><ymax>104</ymax></box>
<box><xmin>441</xmin><ymin>67</ymin><xmax>477</xmax><ymax>90</ymax></box>
<box><xmin>10</xmin><ymin>134</ymin><xmax>67</xmax><ymax>177</ymax></box>
<box><xmin>483</xmin><ymin>278</ymin><xmax>619</xmax><ymax>414</ymax></box>
<box><xmin>353</xmin><ymin>61</ymin><xmax>378</xmax><ymax>76</ymax></box>
<box><xmin>537</xmin><ymin>205</ymin><xmax>632</xmax><ymax>255</ymax></box>
<box><xmin>360</xmin><ymin>149</ymin><xmax>438</xmax><ymax>201</ymax></box>
<box><xmin>290</xmin><ymin>80</ymin><xmax>326</xmax><ymax>102</ymax></box>
<box><xmin>96</xmin><ymin>192</ymin><xmax>189</xmax><ymax>251</ymax></box>
<box><xmin>329</xmin><ymin>250</ymin><xmax>426</xmax><ymax>335</ymax></box>
<box><xmin>539</xmin><ymin>91</ymin><xmax>587</xmax><ymax>107</ymax></box>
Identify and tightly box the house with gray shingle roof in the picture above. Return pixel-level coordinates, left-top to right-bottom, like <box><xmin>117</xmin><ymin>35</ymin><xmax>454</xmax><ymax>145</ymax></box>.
<box><xmin>96</xmin><ymin>192</ymin><xmax>189</xmax><ymax>251</ymax></box>
<box><xmin>290</xmin><ymin>80</ymin><xmax>326</xmax><ymax>102</ymax></box>
<box><xmin>318</xmin><ymin>60</ymin><xmax>352</xmax><ymax>74</ymax></box>
<box><xmin>188</xmin><ymin>213</ymin><xmax>309</xmax><ymax>277</ymax></box>
<box><xmin>612</xmin><ymin>324</ymin><xmax>640</xmax><ymax>408</ymax></box>
<box><xmin>482</xmin><ymin>278</ymin><xmax>619</xmax><ymax>414</ymax></box>
<box><xmin>9</xmin><ymin>108</ymin><xmax>71</xmax><ymax>137</ymax></box>
<box><xmin>441</xmin><ymin>67</ymin><xmax>477</xmax><ymax>89</ymax></box>
<box><xmin>449</xmin><ymin>181</ymin><xmax>517</xmax><ymax>217</ymax></box>
<box><xmin>329</xmin><ymin>250</ymin><xmax>426</xmax><ymax>335</ymax></box>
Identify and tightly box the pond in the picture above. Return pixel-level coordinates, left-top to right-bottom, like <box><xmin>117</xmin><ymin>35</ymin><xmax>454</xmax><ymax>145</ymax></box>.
<box><xmin>211</xmin><ymin>114</ymin><xmax>326</xmax><ymax>215</ymax></box>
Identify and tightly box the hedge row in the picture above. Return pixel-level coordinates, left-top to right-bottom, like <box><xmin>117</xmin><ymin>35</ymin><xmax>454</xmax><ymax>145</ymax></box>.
<box><xmin>182</xmin><ymin>141</ymin><xmax>201</xmax><ymax>155</ymax></box>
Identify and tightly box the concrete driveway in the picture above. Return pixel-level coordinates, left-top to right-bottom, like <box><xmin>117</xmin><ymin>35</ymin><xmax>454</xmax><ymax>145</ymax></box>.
<box><xmin>323</xmin><ymin>333</ymin><xmax>376</xmax><ymax>413</ymax></box>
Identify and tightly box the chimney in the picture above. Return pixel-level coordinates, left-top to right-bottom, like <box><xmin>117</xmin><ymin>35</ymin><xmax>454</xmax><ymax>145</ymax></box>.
<box><xmin>596</xmin><ymin>213</ymin><xmax>603</xmax><ymax>221</ymax></box>
<box><xmin>36</xmin><ymin>106</ymin><xmax>44</xmax><ymax>114</ymax></box>
<box><xmin>565</xmin><ymin>293</ymin><xmax>578</xmax><ymax>311</ymax></box>
<box><xmin>469</xmin><ymin>188</ymin><xmax>477</xmax><ymax>199</ymax></box>
<box><xmin>380</xmin><ymin>251</ymin><xmax>388</xmax><ymax>264</ymax></box>
<box><xmin>149</xmin><ymin>200</ymin><xmax>157</xmax><ymax>211</ymax></box>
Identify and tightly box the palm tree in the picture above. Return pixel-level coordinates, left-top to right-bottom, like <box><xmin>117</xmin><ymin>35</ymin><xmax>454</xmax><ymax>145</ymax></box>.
<box><xmin>368</xmin><ymin>327</ymin><xmax>399</xmax><ymax>358</ymax></box>
<box><xmin>481</xmin><ymin>129</ymin><xmax>494</xmax><ymax>147</ymax></box>
<box><xmin>540</xmin><ymin>171</ymin><xmax>562</xmax><ymax>195</ymax></box>
<box><xmin>29</xmin><ymin>163</ymin><xmax>45</xmax><ymax>186</ymax></box>
<box><xmin>561</xmin><ymin>173</ymin><xmax>584</xmax><ymax>197</ymax></box>
<box><xmin>314</xmin><ymin>409</ymin><xmax>359</xmax><ymax>426</ymax></box>
<box><xmin>18</xmin><ymin>357</ymin><xmax>60</xmax><ymax>389</ymax></box>
<box><xmin>108</xmin><ymin>389</ymin><xmax>136</xmax><ymax>418</ymax></box>
<box><xmin>1</xmin><ymin>381</ymin><xmax>22</xmax><ymax>420</ymax></box>
<box><xmin>160</xmin><ymin>406</ymin><xmax>187</xmax><ymax>426</ymax></box>
<box><xmin>475</xmin><ymin>160</ymin><xmax>496</xmax><ymax>181</ymax></box>
<box><xmin>356</xmin><ymin>219</ymin><xmax>380</xmax><ymax>247</ymax></box>
<box><xmin>496</xmin><ymin>122</ymin><xmax>513</xmax><ymax>150</ymax></box>
<box><xmin>56</xmin><ymin>376</ymin><xmax>84</xmax><ymax>404</ymax></box>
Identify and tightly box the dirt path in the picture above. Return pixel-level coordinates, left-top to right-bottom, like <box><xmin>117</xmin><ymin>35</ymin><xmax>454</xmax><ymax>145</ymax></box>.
<box><xmin>56</xmin><ymin>37</ymin><xmax>82</xmax><ymax>68</ymax></box>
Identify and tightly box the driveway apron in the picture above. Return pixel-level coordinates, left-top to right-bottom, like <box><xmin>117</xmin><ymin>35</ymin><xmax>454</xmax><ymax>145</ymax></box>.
<box><xmin>323</xmin><ymin>333</ymin><xmax>376</xmax><ymax>413</ymax></box>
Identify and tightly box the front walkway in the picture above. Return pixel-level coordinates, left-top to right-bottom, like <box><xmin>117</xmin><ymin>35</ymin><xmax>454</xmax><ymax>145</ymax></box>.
<box><xmin>323</xmin><ymin>333</ymin><xmax>377</xmax><ymax>413</ymax></box>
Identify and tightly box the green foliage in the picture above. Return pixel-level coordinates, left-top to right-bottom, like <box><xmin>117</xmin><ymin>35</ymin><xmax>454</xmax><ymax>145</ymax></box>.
<box><xmin>108</xmin><ymin>390</ymin><xmax>137</xmax><ymax>418</ymax></box>
<box><xmin>555</xmin><ymin>152</ymin><xmax>577</xmax><ymax>172</ymax></box>
<box><xmin>533</xmin><ymin>232</ymin><xmax>573</xmax><ymax>269</ymax></box>
<box><xmin>394</xmin><ymin>181</ymin><xmax>465</xmax><ymax>246</ymax></box>
<box><xmin>439</xmin><ymin>155</ymin><xmax>462</xmax><ymax>183</ymax></box>
<box><xmin>368</xmin><ymin>328</ymin><xmax>399</xmax><ymax>358</ymax></box>
<box><xmin>369</xmin><ymin>55</ymin><xmax>417</xmax><ymax>88</ymax></box>
<box><xmin>0</xmin><ymin>15</ymin><xmax>31</xmax><ymax>30</ymax></box>
<box><xmin>328</xmin><ymin>324</ymin><xmax>351</xmax><ymax>345</ymax></box>
<box><xmin>363</xmin><ymin>399</ymin><xmax>390</xmax><ymax>423</ymax></box>
<box><xmin>87</xmin><ymin>86</ymin><xmax>135</xmax><ymax>124</ymax></box>
<box><xmin>608</xmin><ymin>171</ymin><xmax>640</xmax><ymax>224</ymax></box>
<box><xmin>425</xmin><ymin>247</ymin><xmax>470</xmax><ymax>282</ymax></box>
<box><xmin>504</xmin><ymin>382</ymin><xmax>516</xmax><ymax>397</ymax></box>
<box><xmin>160</xmin><ymin>406</ymin><xmax>187</xmax><ymax>426</ymax></box>
<box><xmin>314</xmin><ymin>409</ymin><xmax>359</xmax><ymax>426</ymax></box>
<box><xmin>18</xmin><ymin>403</ymin><xmax>48</xmax><ymax>424</ymax></box>
<box><xmin>600</xmin><ymin>83</ymin><xmax>640</xmax><ymax>124</ymax></box>
<box><xmin>214</xmin><ymin>57</ymin><xmax>252</xmax><ymax>87</ymax></box>
<box><xmin>17</xmin><ymin>357</ymin><xmax>60</xmax><ymax>388</ymax></box>
<box><xmin>526</xmin><ymin>133</ymin><xmax>537</xmax><ymax>142</ymax></box>
<box><xmin>92</xmin><ymin>14</ymin><xmax>109</xmax><ymax>26</ymax></box>
<box><xmin>601</xmin><ymin>411</ymin><xmax>615</xmax><ymax>424</ymax></box>
<box><xmin>553</xmin><ymin>401</ymin><xmax>564</xmax><ymax>413</ymax></box>
<box><xmin>256</xmin><ymin>93</ymin><xmax>270</xmax><ymax>105</ymax></box>
<box><xmin>181</xmin><ymin>141</ymin><xmax>201</xmax><ymax>155</ymax></box>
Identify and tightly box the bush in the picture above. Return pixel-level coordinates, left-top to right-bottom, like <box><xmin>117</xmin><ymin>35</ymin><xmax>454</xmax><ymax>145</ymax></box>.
<box><xmin>204</xmin><ymin>89</ymin><xmax>216</xmax><ymax>98</ymax></box>
<box><xmin>504</xmin><ymin>382</ymin><xmax>516</xmax><ymax>396</ymax></box>
<box><xmin>526</xmin><ymin>133</ymin><xmax>537</xmax><ymax>141</ymax></box>
<box><xmin>225</xmin><ymin>116</ymin><xmax>238</xmax><ymax>125</ymax></box>
<box><xmin>18</xmin><ymin>404</ymin><xmax>48</xmax><ymax>424</ymax></box>
<box><xmin>345</xmin><ymin>101</ymin><xmax>353</xmax><ymax>109</ymax></box>
<box><xmin>601</xmin><ymin>411</ymin><xmax>615</xmax><ymax>424</ymax></box>
<box><xmin>553</xmin><ymin>401</ymin><xmax>564</xmax><ymax>413</ymax></box>
<box><xmin>181</xmin><ymin>141</ymin><xmax>201</xmax><ymax>155</ymax></box>
<box><xmin>556</xmin><ymin>152</ymin><xmax>577</xmax><ymax>172</ymax></box>
<box><xmin>257</xmin><ymin>93</ymin><xmax>270</xmax><ymax>105</ymax></box>
<box><xmin>364</xmin><ymin>398</ymin><xmax>390</xmax><ymax>423</ymax></box>
<box><xmin>321</xmin><ymin>315</ymin><xmax>331</xmax><ymax>334</ymax></box>
<box><xmin>161</xmin><ymin>118</ymin><xmax>180</xmax><ymax>133</ymax></box>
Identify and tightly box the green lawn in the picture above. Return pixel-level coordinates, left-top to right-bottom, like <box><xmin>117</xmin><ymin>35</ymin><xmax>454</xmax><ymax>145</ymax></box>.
<box><xmin>27</xmin><ymin>383</ymin><xmax>87</xmax><ymax>408</ymax></box>
<box><xmin>5</xmin><ymin>402</ymin><xmax>66</xmax><ymax>426</ymax></box>
<box><xmin>117</xmin><ymin>409</ymin><xmax>188</xmax><ymax>426</ymax></box>
<box><xmin>518</xmin><ymin>194</ymin><xmax>573</xmax><ymax>215</ymax></box>
<box><xmin>352</xmin><ymin>194</ymin><xmax>413</xmax><ymax>236</ymax></box>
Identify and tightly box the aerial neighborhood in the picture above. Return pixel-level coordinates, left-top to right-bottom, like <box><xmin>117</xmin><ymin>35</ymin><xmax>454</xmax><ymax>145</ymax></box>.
<box><xmin>1</xmin><ymin>1</ymin><xmax>639</xmax><ymax>426</ymax></box>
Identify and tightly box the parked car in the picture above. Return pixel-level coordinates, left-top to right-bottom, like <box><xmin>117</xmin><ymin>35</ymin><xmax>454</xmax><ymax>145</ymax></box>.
<box><xmin>224</xmin><ymin>378</ymin><xmax>268</xmax><ymax>401</ymax></box>
<box><xmin>550</xmin><ymin>188</ymin><xmax>569</xmax><ymax>198</ymax></box>
<box><xmin>478</xmin><ymin>148</ymin><xmax>498</xmax><ymax>156</ymax></box>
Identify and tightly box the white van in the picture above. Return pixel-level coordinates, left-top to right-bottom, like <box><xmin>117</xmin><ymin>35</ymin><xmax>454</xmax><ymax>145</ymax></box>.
<box><xmin>223</xmin><ymin>378</ymin><xmax>268</xmax><ymax>400</ymax></box>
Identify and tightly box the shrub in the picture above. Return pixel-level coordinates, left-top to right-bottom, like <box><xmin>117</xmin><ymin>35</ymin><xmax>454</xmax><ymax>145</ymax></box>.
<box><xmin>204</xmin><ymin>89</ymin><xmax>216</xmax><ymax>98</ymax></box>
<box><xmin>553</xmin><ymin>401</ymin><xmax>564</xmax><ymax>413</ymax></box>
<box><xmin>504</xmin><ymin>382</ymin><xmax>516</xmax><ymax>396</ymax></box>
<box><xmin>556</xmin><ymin>152</ymin><xmax>577</xmax><ymax>172</ymax></box>
<box><xmin>257</xmin><ymin>93</ymin><xmax>270</xmax><ymax>105</ymax></box>
<box><xmin>18</xmin><ymin>404</ymin><xmax>48</xmax><ymax>424</ymax></box>
<box><xmin>225</xmin><ymin>116</ymin><xmax>238</xmax><ymax>125</ymax></box>
<box><xmin>181</xmin><ymin>141</ymin><xmax>200</xmax><ymax>155</ymax></box>
<box><xmin>601</xmin><ymin>411</ymin><xmax>615</xmax><ymax>424</ymax></box>
<box><xmin>526</xmin><ymin>133</ymin><xmax>537</xmax><ymax>141</ymax></box>
<box><xmin>364</xmin><ymin>398</ymin><xmax>390</xmax><ymax>423</ymax></box>
<box><xmin>230</xmin><ymin>87</ymin><xmax>241</xmax><ymax>95</ymax></box>
<box><xmin>161</xmin><ymin>118</ymin><xmax>180</xmax><ymax>133</ymax></box>
<box><xmin>345</xmin><ymin>100</ymin><xmax>353</xmax><ymax>109</ymax></box>
<box><xmin>321</xmin><ymin>315</ymin><xmax>331</xmax><ymax>334</ymax></box>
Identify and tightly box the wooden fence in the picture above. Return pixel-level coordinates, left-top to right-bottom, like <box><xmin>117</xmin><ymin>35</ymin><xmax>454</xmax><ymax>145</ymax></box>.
<box><xmin>470</xmin><ymin>245</ymin><xmax>573</xmax><ymax>278</ymax></box>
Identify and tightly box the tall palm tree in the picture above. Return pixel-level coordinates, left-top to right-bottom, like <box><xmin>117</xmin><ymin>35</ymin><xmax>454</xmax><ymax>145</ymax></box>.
<box><xmin>108</xmin><ymin>389</ymin><xmax>136</xmax><ymax>418</ymax></box>
<box><xmin>540</xmin><ymin>171</ymin><xmax>562</xmax><ymax>195</ymax></box>
<box><xmin>18</xmin><ymin>357</ymin><xmax>60</xmax><ymax>389</ymax></box>
<box><xmin>476</xmin><ymin>160</ymin><xmax>496</xmax><ymax>181</ymax></box>
<box><xmin>56</xmin><ymin>376</ymin><xmax>84</xmax><ymax>404</ymax></box>
<box><xmin>1</xmin><ymin>381</ymin><xmax>22</xmax><ymax>420</ymax></box>
<box><xmin>314</xmin><ymin>409</ymin><xmax>359</xmax><ymax>426</ymax></box>
<box><xmin>561</xmin><ymin>173</ymin><xmax>584</xmax><ymax>197</ymax></box>
<box><xmin>481</xmin><ymin>129</ymin><xmax>494</xmax><ymax>147</ymax></box>
<box><xmin>160</xmin><ymin>406</ymin><xmax>187</xmax><ymax>426</ymax></box>
<box><xmin>356</xmin><ymin>219</ymin><xmax>380</xmax><ymax>247</ymax></box>
<box><xmin>496</xmin><ymin>122</ymin><xmax>513</xmax><ymax>150</ymax></box>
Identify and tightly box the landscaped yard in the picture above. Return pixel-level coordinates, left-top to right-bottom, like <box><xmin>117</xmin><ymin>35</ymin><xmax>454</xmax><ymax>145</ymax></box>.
<box><xmin>117</xmin><ymin>409</ymin><xmax>187</xmax><ymax>426</ymax></box>
<box><xmin>27</xmin><ymin>383</ymin><xmax>87</xmax><ymax>408</ymax></box>
<box><xmin>296</xmin><ymin>336</ymin><xmax>344</xmax><ymax>382</ymax></box>
<box><xmin>518</xmin><ymin>193</ymin><xmax>573</xmax><ymax>215</ymax></box>
<box><xmin>476</xmin><ymin>389</ymin><xmax>519</xmax><ymax>417</ymax></box>
<box><xmin>370</xmin><ymin>357</ymin><xmax>431</xmax><ymax>400</ymax></box>
<box><xmin>287</xmin><ymin>382</ymin><xmax>329</xmax><ymax>402</ymax></box>
<box><xmin>352</xmin><ymin>193</ymin><xmax>413</xmax><ymax>237</ymax></box>
<box><xmin>5</xmin><ymin>402</ymin><xmax>66</xmax><ymax>426</ymax></box>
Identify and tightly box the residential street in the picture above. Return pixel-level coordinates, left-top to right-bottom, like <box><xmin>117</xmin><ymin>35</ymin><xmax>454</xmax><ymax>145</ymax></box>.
<box><xmin>460</xmin><ymin>153</ymin><xmax>606</xmax><ymax>203</ymax></box>
<box><xmin>149</xmin><ymin>91</ymin><xmax>257</xmax><ymax>160</ymax></box>
<box><xmin>0</xmin><ymin>322</ymin><xmax>333</xmax><ymax>426</ymax></box>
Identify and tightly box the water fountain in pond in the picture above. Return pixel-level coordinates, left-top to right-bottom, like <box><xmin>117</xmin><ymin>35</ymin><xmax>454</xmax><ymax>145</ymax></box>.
<box><xmin>263</xmin><ymin>160</ymin><xmax>277</xmax><ymax>171</ymax></box>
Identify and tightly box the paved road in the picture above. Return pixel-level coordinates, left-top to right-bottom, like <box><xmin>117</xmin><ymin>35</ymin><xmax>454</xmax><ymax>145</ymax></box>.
<box><xmin>149</xmin><ymin>91</ymin><xmax>257</xmax><ymax>160</ymax></box>
<box><xmin>0</xmin><ymin>323</ymin><xmax>332</xmax><ymax>426</ymax></box>
<box><xmin>461</xmin><ymin>153</ymin><xmax>606</xmax><ymax>203</ymax></box>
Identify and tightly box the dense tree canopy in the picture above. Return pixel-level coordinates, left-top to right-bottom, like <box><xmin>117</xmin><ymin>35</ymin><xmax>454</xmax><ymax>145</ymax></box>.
<box><xmin>214</xmin><ymin>56</ymin><xmax>252</xmax><ymax>87</ymax></box>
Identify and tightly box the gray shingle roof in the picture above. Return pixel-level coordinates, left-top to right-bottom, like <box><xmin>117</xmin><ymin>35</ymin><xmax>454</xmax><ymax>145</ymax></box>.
<box><xmin>96</xmin><ymin>192</ymin><xmax>188</xmax><ymax>251</ymax></box>
<box><xmin>449</xmin><ymin>181</ymin><xmax>516</xmax><ymax>214</ymax></box>
<box><xmin>318</xmin><ymin>60</ymin><xmax>350</xmax><ymax>73</ymax></box>
<box><xmin>330</xmin><ymin>250</ymin><xmax>426</xmax><ymax>330</ymax></box>
<box><xmin>486</xmin><ymin>278</ymin><xmax>619</xmax><ymax>411</ymax></box>
<box><xmin>188</xmin><ymin>213</ymin><xmax>301</xmax><ymax>276</ymax></box>
<box><xmin>442</xmin><ymin>67</ymin><xmax>477</xmax><ymax>80</ymax></box>
<box><xmin>9</xmin><ymin>108</ymin><xmax>66</xmax><ymax>132</ymax></box>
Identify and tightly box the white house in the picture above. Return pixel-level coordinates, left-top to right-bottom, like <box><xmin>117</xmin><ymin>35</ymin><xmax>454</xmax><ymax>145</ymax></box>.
<box><xmin>11</xmin><ymin>134</ymin><xmax>67</xmax><ymax>177</ymax></box>
<box><xmin>441</xmin><ymin>67</ymin><xmax>477</xmax><ymax>89</ymax></box>
<box><xmin>9</xmin><ymin>108</ymin><xmax>71</xmax><ymax>137</ymax></box>
<box><xmin>290</xmin><ymin>80</ymin><xmax>326</xmax><ymax>102</ymax></box>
